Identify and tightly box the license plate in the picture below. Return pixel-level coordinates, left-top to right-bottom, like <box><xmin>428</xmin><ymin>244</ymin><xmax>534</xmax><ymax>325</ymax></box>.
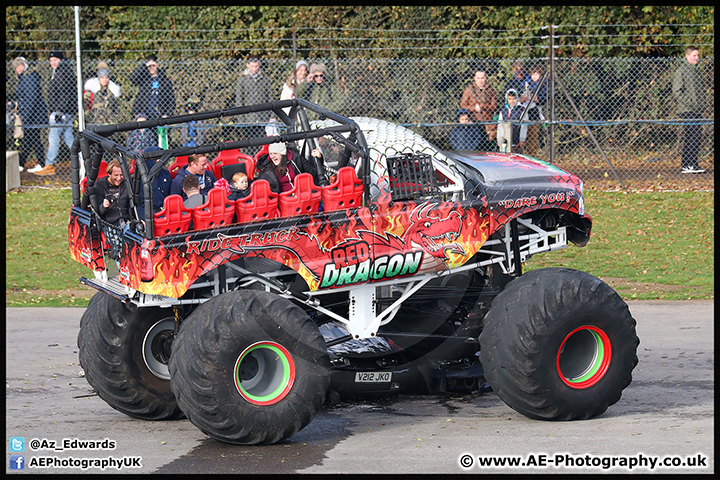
<box><xmin>354</xmin><ymin>371</ymin><xmax>392</xmax><ymax>383</ymax></box>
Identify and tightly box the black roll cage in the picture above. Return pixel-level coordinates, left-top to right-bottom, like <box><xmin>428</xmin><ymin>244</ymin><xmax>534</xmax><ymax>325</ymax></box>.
<box><xmin>70</xmin><ymin>99</ymin><xmax>371</xmax><ymax>240</ymax></box>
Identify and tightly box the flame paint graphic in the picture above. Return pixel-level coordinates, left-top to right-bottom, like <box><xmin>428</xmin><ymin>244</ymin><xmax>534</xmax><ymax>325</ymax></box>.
<box><xmin>76</xmin><ymin>198</ymin><xmax>490</xmax><ymax>298</ymax></box>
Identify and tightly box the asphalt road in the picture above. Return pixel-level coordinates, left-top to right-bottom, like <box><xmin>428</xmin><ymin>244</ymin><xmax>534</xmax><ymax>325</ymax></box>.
<box><xmin>6</xmin><ymin>301</ymin><xmax>714</xmax><ymax>474</ymax></box>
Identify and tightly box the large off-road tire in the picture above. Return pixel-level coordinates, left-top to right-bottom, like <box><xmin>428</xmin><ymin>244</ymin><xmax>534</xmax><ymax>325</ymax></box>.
<box><xmin>479</xmin><ymin>268</ymin><xmax>639</xmax><ymax>421</ymax></box>
<box><xmin>77</xmin><ymin>292</ymin><xmax>184</xmax><ymax>420</ymax></box>
<box><xmin>168</xmin><ymin>290</ymin><xmax>330</xmax><ymax>445</ymax></box>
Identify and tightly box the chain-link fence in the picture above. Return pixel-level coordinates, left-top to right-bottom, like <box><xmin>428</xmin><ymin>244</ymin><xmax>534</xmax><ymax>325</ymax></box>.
<box><xmin>7</xmin><ymin>54</ymin><xmax>714</xmax><ymax>190</ymax></box>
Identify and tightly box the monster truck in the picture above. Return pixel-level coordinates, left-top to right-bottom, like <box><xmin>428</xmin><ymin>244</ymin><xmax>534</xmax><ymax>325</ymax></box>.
<box><xmin>69</xmin><ymin>99</ymin><xmax>638</xmax><ymax>445</ymax></box>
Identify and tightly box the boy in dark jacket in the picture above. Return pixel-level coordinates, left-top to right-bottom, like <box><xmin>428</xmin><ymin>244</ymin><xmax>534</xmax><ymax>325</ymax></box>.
<box><xmin>497</xmin><ymin>89</ymin><xmax>527</xmax><ymax>154</ymax></box>
<box><xmin>126</xmin><ymin>113</ymin><xmax>157</xmax><ymax>152</ymax></box>
<box><xmin>449</xmin><ymin>108</ymin><xmax>484</xmax><ymax>151</ymax></box>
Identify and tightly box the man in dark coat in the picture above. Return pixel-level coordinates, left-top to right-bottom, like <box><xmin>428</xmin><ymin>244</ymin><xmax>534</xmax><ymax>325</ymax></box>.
<box><xmin>12</xmin><ymin>57</ymin><xmax>47</xmax><ymax>172</ymax></box>
<box><xmin>36</xmin><ymin>50</ymin><xmax>77</xmax><ymax>176</ymax></box>
<box><xmin>234</xmin><ymin>55</ymin><xmax>273</xmax><ymax>139</ymax></box>
<box><xmin>130</xmin><ymin>55</ymin><xmax>176</xmax><ymax>119</ymax></box>
<box><xmin>673</xmin><ymin>46</ymin><xmax>707</xmax><ymax>174</ymax></box>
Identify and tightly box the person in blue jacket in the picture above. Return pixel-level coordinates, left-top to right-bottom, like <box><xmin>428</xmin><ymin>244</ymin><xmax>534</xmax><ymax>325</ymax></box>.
<box><xmin>11</xmin><ymin>57</ymin><xmax>47</xmax><ymax>172</ymax></box>
<box><xmin>449</xmin><ymin>108</ymin><xmax>484</xmax><ymax>151</ymax></box>
<box><xmin>136</xmin><ymin>145</ymin><xmax>172</xmax><ymax>221</ymax></box>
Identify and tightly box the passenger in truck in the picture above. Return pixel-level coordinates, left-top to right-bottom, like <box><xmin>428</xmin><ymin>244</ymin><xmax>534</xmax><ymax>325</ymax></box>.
<box><xmin>94</xmin><ymin>159</ymin><xmax>131</xmax><ymax>227</ymax></box>
<box><xmin>255</xmin><ymin>142</ymin><xmax>323</xmax><ymax>194</ymax></box>
<box><xmin>170</xmin><ymin>153</ymin><xmax>217</xmax><ymax>200</ymax></box>
<box><xmin>228</xmin><ymin>171</ymin><xmax>252</xmax><ymax>201</ymax></box>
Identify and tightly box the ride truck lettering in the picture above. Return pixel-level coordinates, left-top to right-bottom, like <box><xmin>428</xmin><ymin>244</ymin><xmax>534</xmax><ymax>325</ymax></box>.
<box><xmin>186</xmin><ymin>227</ymin><xmax>302</xmax><ymax>255</ymax></box>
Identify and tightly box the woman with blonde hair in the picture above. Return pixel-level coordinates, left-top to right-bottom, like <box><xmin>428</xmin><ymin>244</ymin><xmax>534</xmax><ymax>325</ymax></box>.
<box><xmin>280</xmin><ymin>60</ymin><xmax>309</xmax><ymax>102</ymax></box>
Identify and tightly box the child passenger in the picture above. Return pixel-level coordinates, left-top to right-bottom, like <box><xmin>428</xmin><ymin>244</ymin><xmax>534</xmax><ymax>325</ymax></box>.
<box><xmin>228</xmin><ymin>171</ymin><xmax>252</xmax><ymax>201</ymax></box>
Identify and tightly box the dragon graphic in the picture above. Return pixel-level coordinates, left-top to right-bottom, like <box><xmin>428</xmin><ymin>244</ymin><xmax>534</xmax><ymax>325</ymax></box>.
<box><xmin>356</xmin><ymin>202</ymin><xmax>465</xmax><ymax>276</ymax></box>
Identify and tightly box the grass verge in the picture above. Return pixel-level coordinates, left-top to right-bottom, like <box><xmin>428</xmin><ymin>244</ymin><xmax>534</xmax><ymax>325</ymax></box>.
<box><xmin>525</xmin><ymin>189</ymin><xmax>714</xmax><ymax>300</ymax></box>
<box><xmin>5</xmin><ymin>187</ymin><xmax>714</xmax><ymax>307</ymax></box>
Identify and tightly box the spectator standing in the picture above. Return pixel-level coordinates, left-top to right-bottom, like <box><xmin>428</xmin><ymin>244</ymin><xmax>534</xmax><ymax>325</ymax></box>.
<box><xmin>235</xmin><ymin>55</ymin><xmax>273</xmax><ymax>139</ymax></box>
<box><xmin>460</xmin><ymin>68</ymin><xmax>498</xmax><ymax>151</ymax></box>
<box><xmin>136</xmin><ymin>145</ymin><xmax>172</xmax><ymax>220</ymax></box>
<box><xmin>95</xmin><ymin>159</ymin><xmax>131</xmax><ymax>226</ymax></box>
<box><xmin>36</xmin><ymin>50</ymin><xmax>77</xmax><ymax>176</ymax></box>
<box><xmin>520</xmin><ymin>65</ymin><xmax>547</xmax><ymax>157</ymax></box>
<box><xmin>130</xmin><ymin>54</ymin><xmax>176</xmax><ymax>119</ymax></box>
<box><xmin>280</xmin><ymin>60</ymin><xmax>309</xmax><ymax>115</ymax></box>
<box><xmin>12</xmin><ymin>56</ymin><xmax>47</xmax><ymax>173</ymax></box>
<box><xmin>505</xmin><ymin>61</ymin><xmax>531</xmax><ymax>100</ymax></box>
<box><xmin>672</xmin><ymin>46</ymin><xmax>706</xmax><ymax>174</ymax></box>
<box><xmin>126</xmin><ymin>113</ymin><xmax>157</xmax><ymax>152</ymax></box>
<box><xmin>497</xmin><ymin>89</ymin><xmax>527</xmax><ymax>154</ymax></box>
<box><xmin>280</xmin><ymin>60</ymin><xmax>309</xmax><ymax>101</ymax></box>
<box><xmin>83</xmin><ymin>62</ymin><xmax>121</xmax><ymax>126</ymax></box>
<box><xmin>297</xmin><ymin>63</ymin><xmax>344</xmax><ymax>116</ymax></box>
<box><xmin>170</xmin><ymin>153</ymin><xmax>217</xmax><ymax>200</ymax></box>
<box><xmin>449</xmin><ymin>108</ymin><xmax>484</xmax><ymax>151</ymax></box>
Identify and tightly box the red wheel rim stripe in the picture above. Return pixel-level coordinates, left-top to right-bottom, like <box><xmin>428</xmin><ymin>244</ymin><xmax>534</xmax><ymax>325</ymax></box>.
<box><xmin>556</xmin><ymin>325</ymin><xmax>612</xmax><ymax>389</ymax></box>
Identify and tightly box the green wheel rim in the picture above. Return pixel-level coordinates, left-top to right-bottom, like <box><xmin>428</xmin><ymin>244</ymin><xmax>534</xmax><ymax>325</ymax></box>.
<box><xmin>234</xmin><ymin>341</ymin><xmax>295</xmax><ymax>405</ymax></box>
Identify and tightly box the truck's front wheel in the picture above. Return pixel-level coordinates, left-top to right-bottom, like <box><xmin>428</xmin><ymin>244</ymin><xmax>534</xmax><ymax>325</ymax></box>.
<box><xmin>168</xmin><ymin>290</ymin><xmax>330</xmax><ymax>445</ymax></box>
<box><xmin>77</xmin><ymin>292</ymin><xmax>184</xmax><ymax>420</ymax></box>
<box><xmin>479</xmin><ymin>268</ymin><xmax>639</xmax><ymax>420</ymax></box>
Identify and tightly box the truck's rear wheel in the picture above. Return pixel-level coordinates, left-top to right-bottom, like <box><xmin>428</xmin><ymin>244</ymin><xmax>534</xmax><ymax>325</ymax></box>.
<box><xmin>77</xmin><ymin>292</ymin><xmax>184</xmax><ymax>420</ymax></box>
<box><xmin>168</xmin><ymin>290</ymin><xmax>330</xmax><ymax>445</ymax></box>
<box><xmin>479</xmin><ymin>268</ymin><xmax>639</xmax><ymax>420</ymax></box>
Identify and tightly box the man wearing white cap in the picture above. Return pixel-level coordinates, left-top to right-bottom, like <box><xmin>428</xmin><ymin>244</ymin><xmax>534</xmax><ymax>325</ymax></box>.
<box><xmin>129</xmin><ymin>54</ymin><xmax>176</xmax><ymax>119</ymax></box>
<box><xmin>296</xmin><ymin>62</ymin><xmax>344</xmax><ymax>118</ymax></box>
